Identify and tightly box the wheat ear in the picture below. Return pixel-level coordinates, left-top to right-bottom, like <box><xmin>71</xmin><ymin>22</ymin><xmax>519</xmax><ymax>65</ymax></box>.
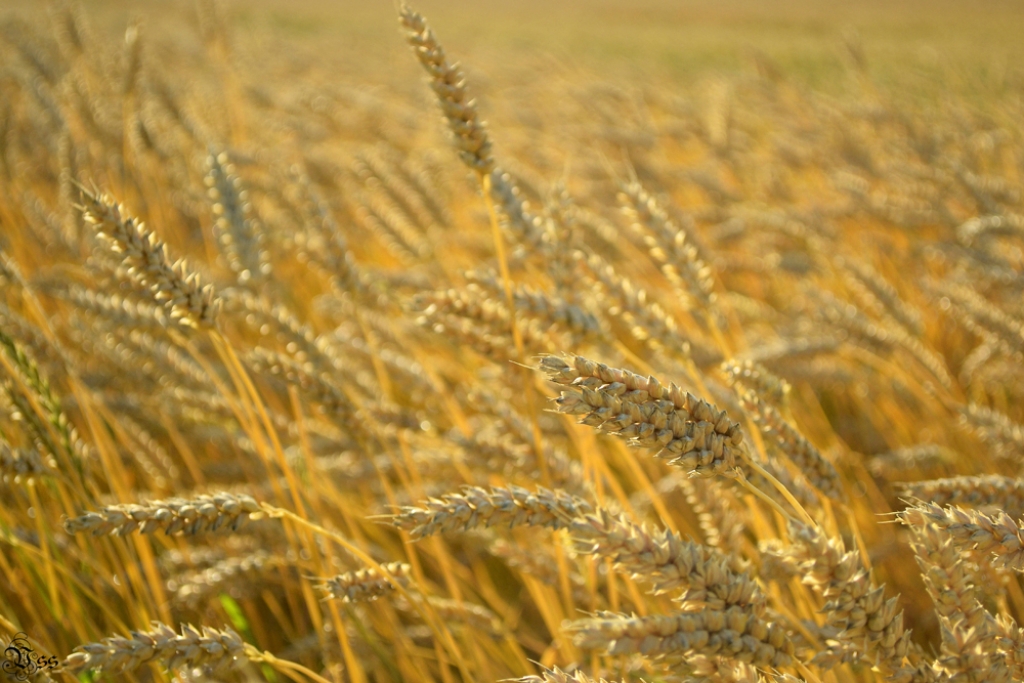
<box><xmin>64</xmin><ymin>622</ymin><xmax>247</xmax><ymax>675</ymax></box>
<box><xmin>398</xmin><ymin>5</ymin><xmax>493</xmax><ymax>174</ymax></box>
<box><xmin>78</xmin><ymin>186</ymin><xmax>220</xmax><ymax>329</ymax></box>
<box><xmin>566</xmin><ymin>607</ymin><xmax>793</xmax><ymax>668</ymax></box>
<box><xmin>64</xmin><ymin>492</ymin><xmax>263</xmax><ymax>536</ymax></box>
<box><xmin>540</xmin><ymin>354</ymin><xmax>744</xmax><ymax>477</ymax></box>
<box><xmin>387</xmin><ymin>485</ymin><xmax>591</xmax><ymax>539</ymax></box>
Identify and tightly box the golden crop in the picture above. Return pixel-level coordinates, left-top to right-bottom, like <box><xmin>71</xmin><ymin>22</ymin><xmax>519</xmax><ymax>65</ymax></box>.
<box><xmin>1</xmin><ymin>2</ymin><xmax>1023</xmax><ymax>682</ymax></box>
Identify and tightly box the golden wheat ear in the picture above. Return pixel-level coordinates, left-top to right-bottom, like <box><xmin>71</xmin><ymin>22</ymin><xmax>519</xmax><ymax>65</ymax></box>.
<box><xmin>539</xmin><ymin>354</ymin><xmax>745</xmax><ymax>478</ymax></box>
<box><xmin>398</xmin><ymin>4</ymin><xmax>494</xmax><ymax>175</ymax></box>
<box><xmin>76</xmin><ymin>185</ymin><xmax>221</xmax><ymax>329</ymax></box>
<box><xmin>315</xmin><ymin>561</ymin><xmax>412</xmax><ymax>603</ymax></box>
<box><xmin>63</xmin><ymin>623</ymin><xmax>248</xmax><ymax>676</ymax></box>
<box><xmin>64</xmin><ymin>492</ymin><xmax>264</xmax><ymax>536</ymax></box>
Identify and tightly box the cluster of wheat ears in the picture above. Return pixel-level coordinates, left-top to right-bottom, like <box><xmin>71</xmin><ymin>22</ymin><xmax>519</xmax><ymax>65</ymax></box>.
<box><xmin>1</xmin><ymin>2</ymin><xmax>1023</xmax><ymax>682</ymax></box>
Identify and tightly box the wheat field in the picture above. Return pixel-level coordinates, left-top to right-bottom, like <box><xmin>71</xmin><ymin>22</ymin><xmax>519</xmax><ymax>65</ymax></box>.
<box><xmin>2</xmin><ymin>1</ymin><xmax>1024</xmax><ymax>682</ymax></box>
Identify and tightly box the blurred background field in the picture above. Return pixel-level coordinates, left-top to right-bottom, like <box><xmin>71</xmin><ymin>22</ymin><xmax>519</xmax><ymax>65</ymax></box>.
<box><xmin>7</xmin><ymin>0</ymin><xmax>1024</xmax><ymax>91</ymax></box>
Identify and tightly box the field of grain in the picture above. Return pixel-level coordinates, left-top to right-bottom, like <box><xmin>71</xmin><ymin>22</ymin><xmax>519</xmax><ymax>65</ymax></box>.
<box><xmin>3</xmin><ymin>1</ymin><xmax>1024</xmax><ymax>682</ymax></box>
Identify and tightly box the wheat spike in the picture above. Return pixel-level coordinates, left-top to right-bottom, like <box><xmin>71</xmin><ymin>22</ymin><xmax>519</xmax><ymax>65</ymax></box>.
<box><xmin>78</xmin><ymin>187</ymin><xmax>220</xmax><ymax>329</ymax></box>
<box><xmin>64</xmin><ymin>622</ymin><xmax>247</xmax><ymax>675</ymax></box>
<box><xmin>65</xmin><ymin>493</ymin><xmax>263</xmax><ymax>536</ymax></box>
